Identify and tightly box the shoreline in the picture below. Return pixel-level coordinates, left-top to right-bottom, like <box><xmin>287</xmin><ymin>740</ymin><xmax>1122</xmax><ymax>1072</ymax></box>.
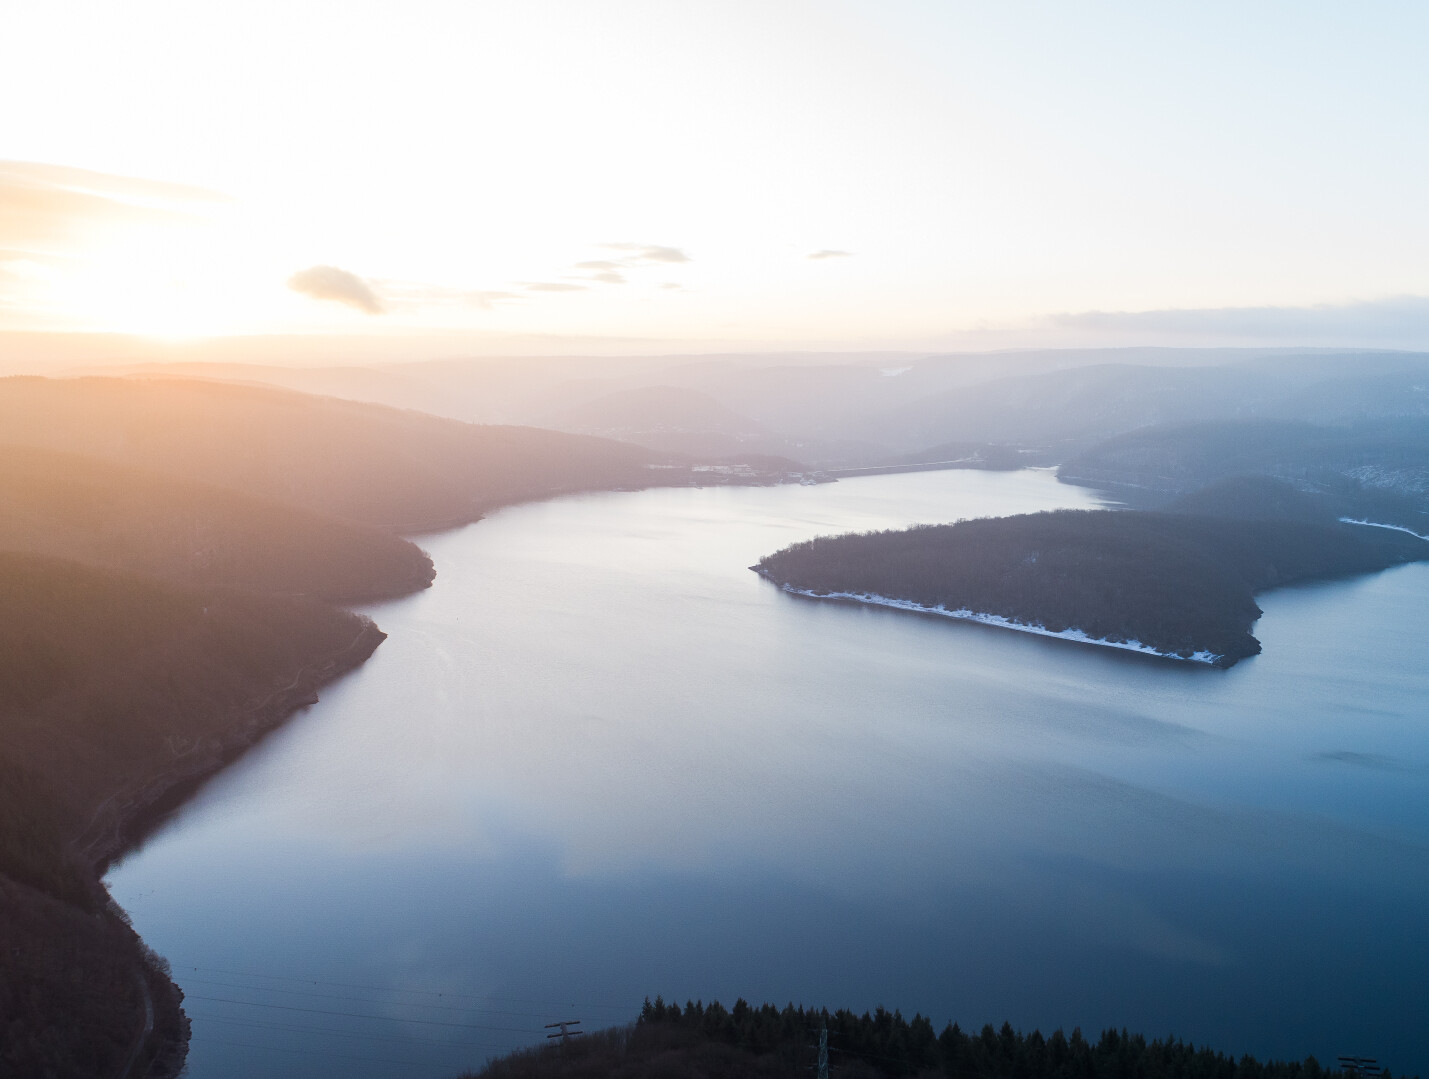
<box><xmin>87</xmin><ymin>620</ymin><xmax>387</xmax><ymax>874</ymax></box>
<box><xmin>80</xmin><ymin>619</ymin><xmax>388</xmax><ymax>1078</ymax></box>
<box><xmin>1339</xmin><ymin>517</ymin><xmax>1429</xmax><ymax>541</ymax></box>
<box><xmin>759</xmin><ymin>574</ymin><xmax>1224</xmax><ymax>665</ymax></box>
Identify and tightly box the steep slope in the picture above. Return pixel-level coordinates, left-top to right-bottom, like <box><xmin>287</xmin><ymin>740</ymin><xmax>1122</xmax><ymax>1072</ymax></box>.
<box><xmin>0</xmin><ymin>553</ymin><xmax>384</xmax><ymax>1077</ymax></box>
<box><xmin>0</xmin><ymin>445</ymin><xmax>433</xmax><ymax>601</ymax></box>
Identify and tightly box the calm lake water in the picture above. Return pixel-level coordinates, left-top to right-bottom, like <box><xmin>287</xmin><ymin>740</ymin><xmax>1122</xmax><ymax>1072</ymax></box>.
<box><xmin>107</xmin><ymin>469</ymin><xmax>1429</xmax><ymax>1078</ymax></box>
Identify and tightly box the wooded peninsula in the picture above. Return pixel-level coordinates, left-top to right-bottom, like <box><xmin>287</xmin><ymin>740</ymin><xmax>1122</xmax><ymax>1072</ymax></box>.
<box><xmin>754</xmin><ymin>503</ymin><xmax>1429</xmax><ymax>666</ymax></box>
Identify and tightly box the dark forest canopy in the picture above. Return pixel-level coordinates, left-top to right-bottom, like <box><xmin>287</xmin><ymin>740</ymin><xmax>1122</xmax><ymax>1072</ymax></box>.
<box><xmin>0</xmin><ymin>552</ymin><xmax>383</xmax><ymax>1077</ymax></box>
<box><xmin>470</xmin><ymin>997</ymin><xmax>1411</xmax><ymax>1079</ymax></box>
<box><xmin>754</xmin><ymin>509</ymin><xmax>1428</xmax><ymax>666</ymax></box>
<box><xmin>1162</xmin><ymin>476</ymin><xmax>1340</xmax><ymax>524</ymax></box>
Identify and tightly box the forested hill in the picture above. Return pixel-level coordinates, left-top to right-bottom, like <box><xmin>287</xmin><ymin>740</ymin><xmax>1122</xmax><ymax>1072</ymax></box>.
<box><xmin>468</xmin><ymin>997</ymin><xmax>1405</xmax><ymax>1079</ymax></box>
<box><xmin>0</xmin><ymin>553</ymin><xmax>383</xmax><ymax>1078</ymax></box>
<box><xmin>0</xmin><ymin>445</ymin><xmax>433</xmax><ymax>601</ymax></box>
<box><xmin>1059</xmin><ymin>419</ymin><xmax>1429</xmax><ymax>535</ymax></box>
<box><xmin>754</xmin><ymin>510</ymin><xmax>1428</xmax><ymax>666</ymax></box>
<box><xmin>0</xmin><ymin>376</ymin><xmax>668</xmax><ymax>532</ymax></box>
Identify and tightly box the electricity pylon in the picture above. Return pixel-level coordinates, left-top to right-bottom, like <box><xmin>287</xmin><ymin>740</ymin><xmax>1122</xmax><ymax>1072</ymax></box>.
<box><xmin>545</xmin><ymin>1020</ymin><xmax>584</xmax><ymax>1043</ymax></box>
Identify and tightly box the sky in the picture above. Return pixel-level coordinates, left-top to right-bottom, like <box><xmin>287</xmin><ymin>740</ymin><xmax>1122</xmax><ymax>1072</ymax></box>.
<box><xmin>3</xmin><ymin>0</ymin><xmax>1429</xmax><ymax>357</ymax></box>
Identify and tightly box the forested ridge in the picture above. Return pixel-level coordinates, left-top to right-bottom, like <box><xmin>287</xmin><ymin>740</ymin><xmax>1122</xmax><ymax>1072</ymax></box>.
<box><xmin>0</xmin><ymin>376</ymin><xmax>668</xmax><ymax>531</ymax></box>
<box><xmin>1059</xmin><ymin>419</ymin><xmax>1429</xmax><ymax>535</ymax></box>
<box><xmin>0</xmin><ymin>445</ymin><xmax>434</xmax><ymax>601</ymax></box>
<box><xmin>469</xmin><ymin>997</ymin><xmax>1410</xmax><ymax>1079</ymax></box>
<box><xmin>754</xmin><ymin>509</ymin><xmax>1428</xmax><ymax>665</ymax></box>
<box><xmin>0</xmin><ymin>555</ymin><xmax>383</xmax><ymax>1077</ymax></box>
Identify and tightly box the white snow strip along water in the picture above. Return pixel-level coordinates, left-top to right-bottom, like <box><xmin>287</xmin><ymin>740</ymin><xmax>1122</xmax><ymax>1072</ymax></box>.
<box><xmin>1339</xmin><ymin>518</ymin><xmax>1429</xmax><ymax>541</ymax></box>
<box><xmin>777</xmin><ymin>585</ymin><xmax>1223</xmax><ymax>665</ymax></box>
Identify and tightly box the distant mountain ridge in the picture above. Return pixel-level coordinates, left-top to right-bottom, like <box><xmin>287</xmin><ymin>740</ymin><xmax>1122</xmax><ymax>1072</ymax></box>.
<box><xmin>1060</xmin><ymin>418</ymin><xmax>1429</xmax><ymax>533</ymax></box>
<box><xmin>0</xmin><ymin>376</ymin><xmax>666</xmax><ymax>531</ymax></box>
<box><xmin>45</xmin><ymin>347</ymin><xmax>1429</xmax><ymax>469</ymax></box>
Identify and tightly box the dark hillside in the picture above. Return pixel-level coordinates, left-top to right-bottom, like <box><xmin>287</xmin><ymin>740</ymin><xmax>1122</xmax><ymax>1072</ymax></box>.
<box><xmin>0</xmin><ymin>873</ymin><xmax>186</xmax><ymax>1079</ymax></box>
<box><xmin>1164</xmin><ymin>477</ymin><xmax>1338</xmax><ymax>523</ymax></box>
<box><xmin>0</xmin><ymin>445</ymin><xmax>433</xmax><ymax>600</ymax></box>
<box><xmin>0</xmin><ymin>552</ymin><xmax>379</xmax><ymax>898</ymax></box>
<box><xmin>0</xmin><ymin>377</ymin><xmax>665</xmax><ymax>532</ymax></box>
<box><xmin>754</xmin><ymin>510</ymin><xmax>1427</xmax><ymax>665</ymax></box>
<box><xmin>467</xmin><ymin>997</ymin><xmax>1392</xmax><ymax>1079</ymax></box>
<box><xmin>0</xmin><ymin>552</ymin><xmax>383</xmax><ymax>1077</ymax></box>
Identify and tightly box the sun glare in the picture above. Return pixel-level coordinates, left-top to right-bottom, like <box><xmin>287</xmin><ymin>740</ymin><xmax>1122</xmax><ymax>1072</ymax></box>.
<box><xmin>56</xmin><ymin>234</ymin><xmax>259</xmax><ymax>339</ymax></box>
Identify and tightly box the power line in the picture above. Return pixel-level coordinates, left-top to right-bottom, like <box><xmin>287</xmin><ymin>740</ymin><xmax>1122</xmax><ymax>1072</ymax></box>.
<box><xmin>189</xmin><ymin>1011</ymin><xmax>521</xmax><ymax>1053</ymax></box>
<box><xmin>187</xmin><ymin>965</ymin><xmax>632</xmax><ymax>1012</ymax></box>
<box><xmin>186</xmin><ymin>994</ymin><xmax>543</xmax><ymax>1034</ymax></box>
<box><xmin>182</xmin><ymin>976</ymin><xmax>562</xmax><ymax>1019</ymax></box>
<box><xmin>201</xmin><ymin>1037</ymin><xmax>443</xmax><ymax>1067</ymax></box>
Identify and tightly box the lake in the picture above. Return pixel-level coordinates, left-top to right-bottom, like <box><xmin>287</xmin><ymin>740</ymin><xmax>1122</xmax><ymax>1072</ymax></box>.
<box><xmin>107</xmin><ymin>469</ymin><xmax>1429</xmax><ymax>1078</ymax></box>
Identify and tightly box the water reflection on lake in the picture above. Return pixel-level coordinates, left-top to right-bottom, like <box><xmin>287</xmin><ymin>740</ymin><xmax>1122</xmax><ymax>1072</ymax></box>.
<box><xmin>107</xmin><ymin>469</ymin><xmax>1429</xmax><ymax>1078</ymax></box>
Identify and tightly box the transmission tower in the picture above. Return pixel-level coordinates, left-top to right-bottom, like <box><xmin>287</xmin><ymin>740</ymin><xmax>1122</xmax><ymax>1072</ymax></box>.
<box><xmin>1339</xmin><ymin>1057</ymin><xmax>1382</xmax><ymax>1078</ymax></box>
<box><xmin>545</xmin><ymin>1020</ymin><xmax>584</xmax><ymax>1044</ymax></box>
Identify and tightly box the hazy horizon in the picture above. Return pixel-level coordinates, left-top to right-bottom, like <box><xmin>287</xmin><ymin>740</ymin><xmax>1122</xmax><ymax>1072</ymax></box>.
<box><xmin>6</xmin><ymin>2</ymin><xmax>1429</xmax><ymax>355</ymax></box>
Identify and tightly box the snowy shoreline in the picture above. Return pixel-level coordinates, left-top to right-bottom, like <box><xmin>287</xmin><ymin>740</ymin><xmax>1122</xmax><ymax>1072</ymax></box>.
<box><xmin>765</xmin><ymin>579</ymin><xmax>1224</xmax><ymax>665</ymax></box>
<box><xmin>1339</xmin><ymin>517</ymin><xmax>1429</xmax><ymax>541</ymax></box>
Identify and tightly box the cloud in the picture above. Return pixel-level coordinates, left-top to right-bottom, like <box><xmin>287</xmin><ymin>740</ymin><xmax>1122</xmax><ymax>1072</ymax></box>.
<box><xmin>523</xmin><ymin>281</ymin><xmax>587</xmax><ymax>292</ymax></box>
<box><xmin>598</xmin><ymin>242</ymin><xmax>690</xmax><ymax>264</ymax></box>
<box><xmin>1</xmin><ymin>160</ymin><xmax>231</xmax><ymax>208</ymax></box>
<box><xmin>0</xmin><ymin>160</ymin><xmax>225</xmax><ymax>256</ymax></box>
<box><xmin>557</xmin><ymin>243</ymin><xmax>689</xmax><ymax>287</ymax></box>
<box><xmin>464</xmin><ymin>289</ymin><xmax>523</xmax><ymax>309</ymax></box>
<box><xmin>375</xmin><ymin>280</ymin><xmax>524</xmax><ymax>310</ymax></box>
<box><xmin>1045</xmin><ymin>296</ymin><xmax>1429</xmax><ymax>346</ymax></box>
<box><xmin>287</xmin><ymin>265</ymin><xmax>385</xmax><ymax>314</ymax></box>
<box><xmin>807</xmin><ymin>249</ymin><xmax>852</xmax><ymax>260</ymax></box>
